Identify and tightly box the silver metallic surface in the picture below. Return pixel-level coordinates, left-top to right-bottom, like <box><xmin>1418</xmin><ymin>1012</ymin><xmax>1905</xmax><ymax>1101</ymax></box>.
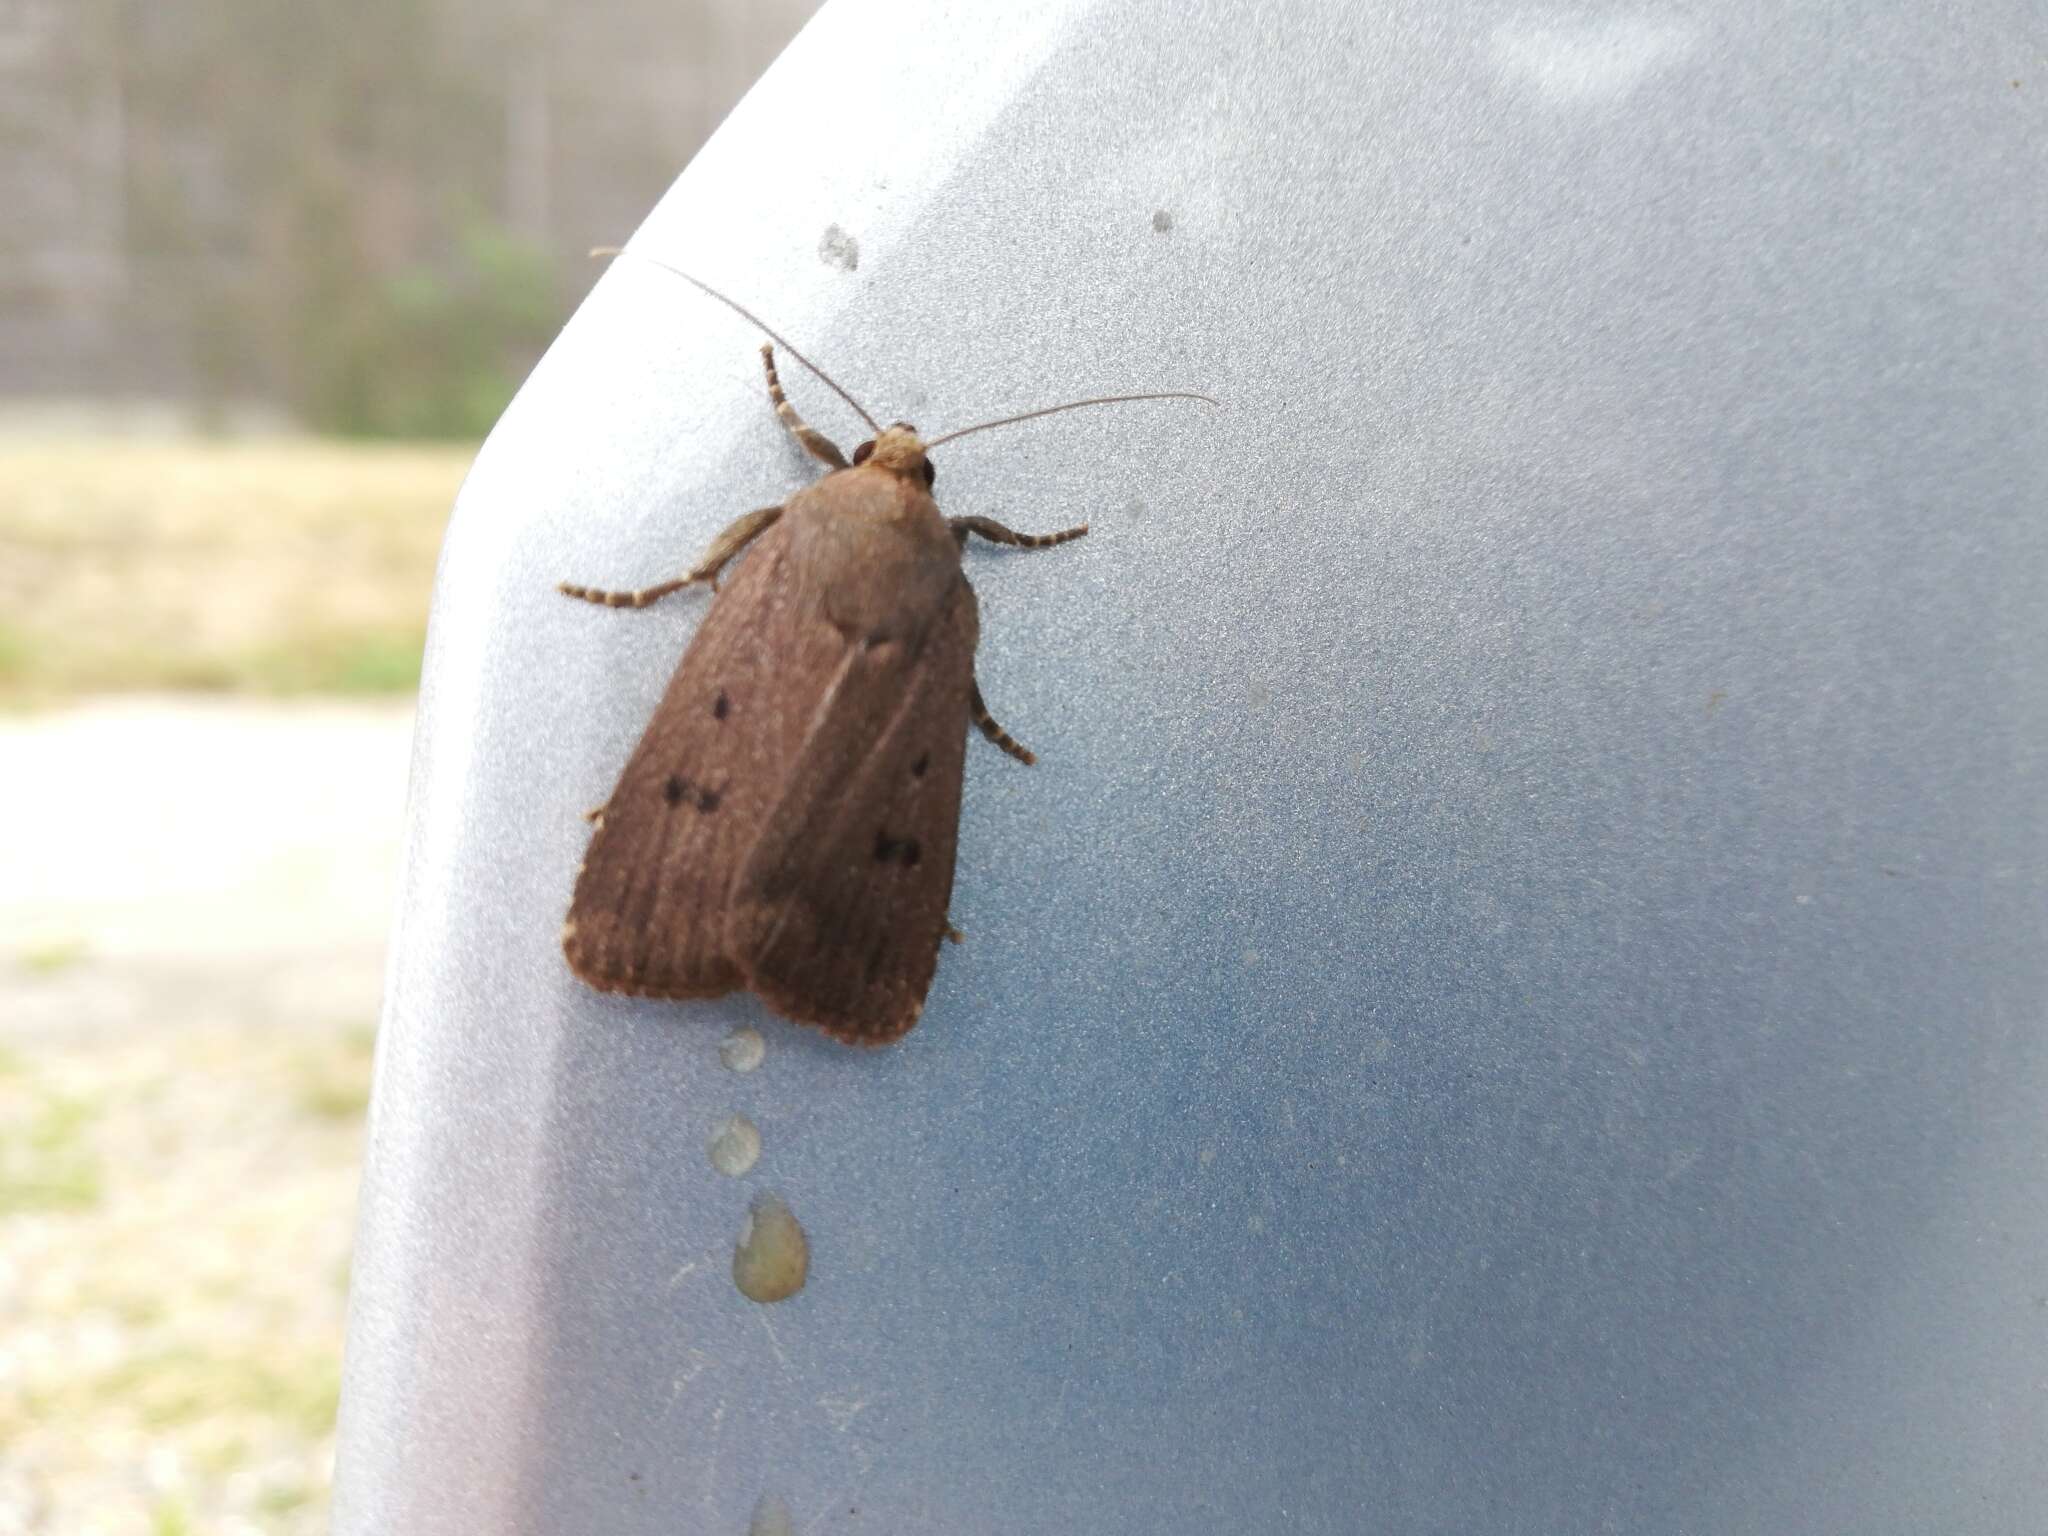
<box><xmin>334</xmin><ymin>1</ymin><xmax>2048</xmax><ymax>1530</ymax></box>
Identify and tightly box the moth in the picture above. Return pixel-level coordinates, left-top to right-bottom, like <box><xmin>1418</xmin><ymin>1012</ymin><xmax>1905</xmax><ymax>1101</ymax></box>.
<box><xmin>559</xmin><ymin>258</ymin><xmax>1210</xmax><ymax>1044</ymax></box>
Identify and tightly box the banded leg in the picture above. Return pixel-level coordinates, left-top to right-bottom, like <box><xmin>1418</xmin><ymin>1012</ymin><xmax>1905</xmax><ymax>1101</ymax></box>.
<box><xmin>761</xmin><ymin>344</ymin><xmax>848</xmax><ymax>469</ymax></box>
<box><xmin>950</xmin><ymin>515</ymin><xmax>1089</xmax><ymax>550</ymax></box>
<box><xmin>971</xmin><ymin>679</ymin><xmax>1035</xmax><ymax>765</ymax></box>
<box><xmin>558</xmin><ymin>504</ymin><xmax>783</xmax><ymax>607</ymax></box>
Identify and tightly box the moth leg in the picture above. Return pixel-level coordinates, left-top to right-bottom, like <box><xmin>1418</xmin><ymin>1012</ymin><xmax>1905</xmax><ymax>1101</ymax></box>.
<box><xmin>943</xmin><ymin>923</ymin><xmax>964</xmax><ymax>944</ymax></box>
<box><xmin>684</xmin><ymin>503</ymin><xmax>784</xmax><ymax>591</ymax></box>
<box><xmin>761</xmin><ymin>344</ymin><xmax>849</xmax><ymax>469</ymax></box>
<box><xmin>557</xmin><ymin>504</ymin><xmax>783</xmax><ymax>607</ymax></box>
<box><xmin>970</xmin><ymin>678</ymin><xmax>1036</xmax><ymax>766</ymax></box>
<box><xmin>950</xmin><ymin>515</ymin><xmax>1089</xmax><ymax>551</ymax></box>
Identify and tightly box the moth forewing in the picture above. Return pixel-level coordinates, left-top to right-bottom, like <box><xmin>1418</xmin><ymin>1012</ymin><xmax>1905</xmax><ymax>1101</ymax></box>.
<box><xmin>728</xmin><ymin>577</ymin><xmax>979</xmax><ymax>1044</ymax></box>
<box><xmin>561</xmin><ymin>514</ymin><xmax>813</xmax><ymax>999</ymax></box>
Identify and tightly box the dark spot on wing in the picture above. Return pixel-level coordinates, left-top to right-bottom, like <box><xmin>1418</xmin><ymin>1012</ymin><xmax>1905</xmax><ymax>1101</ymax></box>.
<box><xmin>911</xmin><ymin>751</ymin><xmax>929</xmax><ymax>778</ymax></box>
<box><xmin>664</xmin><ymin>774</ymin><xmax>722</xmax><ymax>813</ymax></box>
<box><xmin>873</xmin><ymin>833</ymin><xmax>922</xmax><ymax>867</ymax></box>
<box><xmin>713</xmin><ymin>690</ymin><xmax>730</xmax><ymax>720</ymax></box>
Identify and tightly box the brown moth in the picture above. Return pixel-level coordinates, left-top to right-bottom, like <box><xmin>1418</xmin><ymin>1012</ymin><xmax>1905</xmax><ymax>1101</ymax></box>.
<box><xmin>559</xmin><ymin>259</ymin><xmax>1211</xmax><ymax>1044</ymax></box>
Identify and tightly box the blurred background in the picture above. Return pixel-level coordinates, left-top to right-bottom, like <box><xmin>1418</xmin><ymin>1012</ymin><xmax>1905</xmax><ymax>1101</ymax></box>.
<box><xmin>0</xmin><ymin>2</ymin><xmax>820</xmax><ymax>1530</ymax></box>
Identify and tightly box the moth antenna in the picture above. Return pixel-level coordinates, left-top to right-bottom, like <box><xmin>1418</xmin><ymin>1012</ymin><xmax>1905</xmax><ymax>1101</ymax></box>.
<box><xmin>590</xmin><ymin>245</ymin><xmax>881</xmax><ymax>433</ymax></box>
<box><xmin>925</xmin><ymin>390</ymin><xmax>1220</xmax><ymax>449</ymax></box>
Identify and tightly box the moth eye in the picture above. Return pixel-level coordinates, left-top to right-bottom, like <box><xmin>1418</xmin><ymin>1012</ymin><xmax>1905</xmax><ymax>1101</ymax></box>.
<box><xmin>921</xmin><ymin>458</ymin><xmax>937</xmax><ymax>488</ymax></box>
<box><xmin>852</xmin><ymin>440</ymin><xmax>875</xmax><ymax>466</ymax></box>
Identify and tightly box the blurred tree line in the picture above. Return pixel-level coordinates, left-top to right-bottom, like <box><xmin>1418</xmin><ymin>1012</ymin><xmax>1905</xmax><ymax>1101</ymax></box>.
<box><xmin>0</xmin><ymin>0</ymin><xmax>821</xmax><ymax>437</ymax></box>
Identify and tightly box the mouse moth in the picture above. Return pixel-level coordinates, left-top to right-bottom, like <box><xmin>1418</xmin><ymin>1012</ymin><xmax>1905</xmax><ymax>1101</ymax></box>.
<box><xmin>560</xmin><ymin>258</ymin><xmax>1210</xmax><ymax>1044</ymax></box>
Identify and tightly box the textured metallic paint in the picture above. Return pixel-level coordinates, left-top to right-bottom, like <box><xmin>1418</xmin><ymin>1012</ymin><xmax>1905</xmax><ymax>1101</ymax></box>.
<box><xmin>335</xmin><ymin>1</ymin><xmax>2048</xmax><ymax>1530</ymax></box>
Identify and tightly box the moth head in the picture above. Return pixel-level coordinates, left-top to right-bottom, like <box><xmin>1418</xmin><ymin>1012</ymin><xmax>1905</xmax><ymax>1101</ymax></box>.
<box><xmin>850</xmin><ymin>422</ymin><xmax>937</xmax><ymax>488</ymax></box>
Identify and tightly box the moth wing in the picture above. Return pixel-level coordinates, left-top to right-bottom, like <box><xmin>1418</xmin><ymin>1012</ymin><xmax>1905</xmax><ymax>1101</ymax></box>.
<box><xmin>727</xmin><ymin>578</ymin><xmax>979</xmax><ymax>1044</ymax></box>
<box><xmin>564</xmin><ymin>517</ymin><xmax>838</xmax><ymax>998</ymax></box>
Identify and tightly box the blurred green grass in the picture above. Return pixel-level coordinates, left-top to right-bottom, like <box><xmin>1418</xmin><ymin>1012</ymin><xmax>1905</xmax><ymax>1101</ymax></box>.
<box><xmin>0</xmin><ymin>1007</ymin><xmax>371</xmax><ymax>1532</ymax></box>
<box><xmin>0</xmin><ymin>436</ymin><xmax>472</xmax><ymax>707</ymax></box>
<box><xmin>0</xmin><ymin>1087</ymin><xmax>103</xmax><ymax>1215</ymax></box>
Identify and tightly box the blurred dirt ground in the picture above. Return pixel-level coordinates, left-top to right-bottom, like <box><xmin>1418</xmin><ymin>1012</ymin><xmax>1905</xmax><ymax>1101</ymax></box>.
<box><xmin>0</xmin><ymin>433</ymin><xmax>444</xmax><ymax>1533</ymax></box>
<box><xmin>1</xmin><ymin>698</ymin><xmax>414</xmax><ymax>1536</ymax></box>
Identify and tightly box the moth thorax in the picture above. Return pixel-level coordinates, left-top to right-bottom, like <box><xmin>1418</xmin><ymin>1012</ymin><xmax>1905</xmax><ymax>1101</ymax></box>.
<box><xmin>866</xmin><ymin>424</ymin><xmax>928</xmax><ymax>477</ymax></box>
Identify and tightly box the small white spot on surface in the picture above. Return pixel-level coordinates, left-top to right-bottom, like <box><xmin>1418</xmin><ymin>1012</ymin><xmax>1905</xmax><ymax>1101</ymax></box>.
<box><xmin>1491</xmin><ymin>14</ymin><xmax>1698</xmax><ymax>103</ymax></box>
<box><xmin>748</xmin><ymin>1491</ymin><xmax>794</xmax><ymax>1536</ymax></box>
<box><xmin>709</xmin><ymin>1113</ymin><xmax>762</xmax><ymax>1177</ymax></box>
<box><xmin>817</xmin><ymin>1393</ymin><xmax>871</xmax><ymax>1432</ymax></box>
<box><xmin>755</xmin><ymin>1308</ymin><xmax>791</xmax><ymax>1369</ymax></box>
<box><xmin>719</xmin><ymin>1026</ymin><xmax>765</xmax><ymax>1073</ymax></box>
<box><xmin>817</xmin><ymin>222</ymin><xmax>859</xmax><ymax>272</ymax></box>
<box><xmin>668</xmin><ymin>1347</ymin><xmax>709</xmax><ymax>1401</ymax></box>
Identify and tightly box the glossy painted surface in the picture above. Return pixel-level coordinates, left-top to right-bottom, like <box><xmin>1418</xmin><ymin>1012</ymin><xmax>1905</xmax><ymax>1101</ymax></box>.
<box><xmin>334</xmin><ymin>2</ymin><xmax>2048</xmax><ymax>1530</ymax></box>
